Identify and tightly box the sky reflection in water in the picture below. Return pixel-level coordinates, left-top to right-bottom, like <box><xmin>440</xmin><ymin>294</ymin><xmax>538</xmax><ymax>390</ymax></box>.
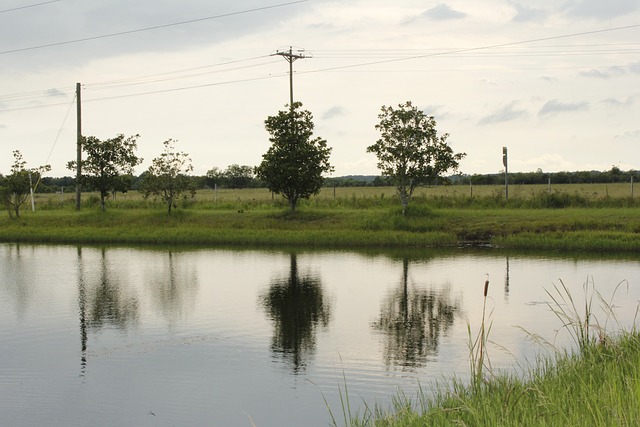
<box><xmin>0</xmin><ymin>244</ymin><xmax>638</xmax><ymax>426</ymax></box>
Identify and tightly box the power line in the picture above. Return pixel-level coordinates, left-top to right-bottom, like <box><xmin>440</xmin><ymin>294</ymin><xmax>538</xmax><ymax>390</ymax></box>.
<box><xmin>44</xmin><ymin>93</ymin><xmax>76</xmax><ymax>166</ymax></box>
<box><xmin>0</xmin><ymin>56</ymin><xmax>276</xmax><ymax>103</ymax></box>
<box><xmin>300</xmin><ymin>23</ymin><xmax>640</xmax><ymax>76</ymax></box>
<box><xmin>0</xmin><ymin>0</ymin><xmax>60</xmax><ymax>14</ymax></box>
<box><xmin>82</xmin><ymin>73</ymin><xmax>287</xmax><ymax>103</ymax></box>
<box><xmin>85</xmin><ymin>58</ymin><xmax>280</xmax><ymax>92</ymax></box>
<box><xmin>0</xmin><ymin>0</ymin><xmax>310</xmax><ymax>55</ymax></box>
<box><xmin>0</xmin><ymin>72</ymin><xmax>288</xmax><ymax>111</ymax></box>
<box><xmin>312</xmin><ymin>42</ymin><xmax>640</xmax><ymax>53</ymax></box>
<box><xmin>87</xmin><ymin>55</ymin><xmax>272</xmax><ymax>88</ymax></box>
<box><xmin>314</xmin><ymin>64</ymin><xmax>640</xmax><ymax>73</ymax></box>
<box><xmin>1</xmin><ymin>22</ymin><xmax>638</xmax><ymax>112</ymax></box>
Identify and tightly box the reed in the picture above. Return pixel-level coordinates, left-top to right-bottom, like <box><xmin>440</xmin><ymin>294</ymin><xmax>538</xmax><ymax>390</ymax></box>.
<box><xmin>467</xmin><ymin>276</ymin><xmax>493</xmax><ymax>389</ymax></box>
<box><xmin>339</xmin><ymin>278</ymin><xmax>640</xmax><ymax>426</ymax></box>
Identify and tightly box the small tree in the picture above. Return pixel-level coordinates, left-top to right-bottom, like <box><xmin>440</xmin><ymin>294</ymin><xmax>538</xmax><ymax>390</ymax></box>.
<box><xmin>141</xmin><ymin>139</ymin><xmax>195</xmax><ymax>214</ymax></box>
<box><xmin>68</xmin><ymin>134</ymin><xmax>142</xmax><ymax>211</ymax></box>
<box><xmin>367</xmin><ymin>101</ymin><xmax>466</xmax><ymax>215</ymax></box>
<box><xmin>256</xmin><ymin>102</ymin><xmax>333</xmax><ymax>212</ymax></box>
<box><xmin>2</xmin><ymin>151</ymin><xmax>51</xmax><ymax>218</ymax></box>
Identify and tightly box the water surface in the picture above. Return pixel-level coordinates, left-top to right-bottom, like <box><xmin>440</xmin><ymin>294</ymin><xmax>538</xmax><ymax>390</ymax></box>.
<box><xmin>1</xmin><ymin>244</ymin><xmax>638</xmax><ymax>426</ymax></box>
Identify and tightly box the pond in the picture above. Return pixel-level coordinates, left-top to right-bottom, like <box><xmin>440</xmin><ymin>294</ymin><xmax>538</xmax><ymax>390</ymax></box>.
<box><xmin>1</xmin><ymin>244</ymin><xmax>638</xmax><ymax>426</ymax></box>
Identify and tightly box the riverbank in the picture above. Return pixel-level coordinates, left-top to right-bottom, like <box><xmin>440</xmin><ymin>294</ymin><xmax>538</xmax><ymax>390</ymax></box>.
<box><xmin>1</xmin><ymin>205</ymin><xmax>639</xmax><ymax>252</ymax></box>
<box><xmin>344</xmin><ymin>330</ymin><xmax>640</xmax><ymax>426</ymax></box>
<box><xmin>341</xmin><ymin>279</ymin><xmax>640</xmax><ymax>426</ymax></box>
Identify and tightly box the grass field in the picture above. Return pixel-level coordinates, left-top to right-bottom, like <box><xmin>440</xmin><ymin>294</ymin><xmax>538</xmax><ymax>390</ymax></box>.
<box><xmin>4</xmin><ymin>183</ymin><xmax>639</xmax><ymax>251</ymax></box>
<box><xmin>33</xmin><ymin>182</ymin><xmax>640</xmax><ymax>208</ymax></box>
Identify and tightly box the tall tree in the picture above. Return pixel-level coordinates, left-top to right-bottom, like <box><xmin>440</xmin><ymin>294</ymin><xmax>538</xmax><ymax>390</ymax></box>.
<box><xmin>141</xmin><ymin>139</ymin><xmax>195</xmax><ymax>214</ymax></box>
<box><xmin>256</xmin><ymin>102</ymin><xmax>333</xmax><ymax>211</ymax></box>
<box><xmin>68</xmin><ymin>134</ymin><xmax>142</xmax><ymax>211</ymax></box>
<box><xmin>367</xmin><ymin>101</ymin><xmax>466</xmax><ymax>215</ymax></box>
<box><xmin>2</xmin><ymin>150</ymin><xmax>51</xmax><ymax>218</ymax></box>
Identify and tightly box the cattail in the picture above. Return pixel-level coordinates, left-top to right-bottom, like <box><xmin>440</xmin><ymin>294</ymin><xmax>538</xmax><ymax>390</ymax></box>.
<box><xmin>484</xmin><ymin>279</ymin><xmax>489</xmax><ymax>297</ymax></box>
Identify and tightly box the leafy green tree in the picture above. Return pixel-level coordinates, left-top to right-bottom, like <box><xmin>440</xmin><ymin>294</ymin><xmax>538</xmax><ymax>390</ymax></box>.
<box><xmin>256</xmin><ymin>102</ymin><xmax>333</xmax><ymax>211</ymax></box>
<box><xmin>141</xmin><ymin>139</ymin><xmax>195</xmax><ymax>214</ymax></box>
<box><xmin>68</xmin><ymin>134</ymin><xmax>142</xmax><ymax>211</ymax></box>
<box><xmin>205</xmin><ymin>167</ymin><xmax>224</xmax><ymax>189</ymax></box>
<box><xmin>224</xmin><ymin>164</ymin><xmax>255</xmax><ymax>189</ymax></box>
<box><xmin>367</xmin><ymin>101</ymin><xmax>465</xmax><ymax>215</ymax></box>
<box><xmin>2</xmin><ymin>150</ymin><xmax>51</xmax><ymax>218</ymax></box>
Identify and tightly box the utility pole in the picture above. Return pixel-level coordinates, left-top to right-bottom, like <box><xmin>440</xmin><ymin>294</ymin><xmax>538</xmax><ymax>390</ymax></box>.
<box><xmin>502</xmin><ymin>146</ymin><xmax>509</xmax><ymax>201</ymax></box>
<box><xmin>75</xmin><ymin>83</ymin><xmax>82</xmax><ymax>210</ymax></box>
<box><xmin>271</xmin><ymin>46</ymin><xmax>311</xmax><ymax>109</ymax></box>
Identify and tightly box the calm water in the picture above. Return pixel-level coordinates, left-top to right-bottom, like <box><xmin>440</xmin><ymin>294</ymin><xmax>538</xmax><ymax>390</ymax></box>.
<box><xmin>1</xmin><ymin>244</ymin><xmax>638</xmax><ymax>426</ymax></box>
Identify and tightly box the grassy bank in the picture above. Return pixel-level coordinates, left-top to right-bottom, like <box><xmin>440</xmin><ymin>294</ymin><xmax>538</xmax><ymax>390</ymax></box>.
<box><xmin>339</xmin><ymin>281</ymin><xmax>640</xmax><ymax>426</ymax></box>
<box><xmin>2</xmin><ymin>184</ymin><xmax>639</xmax><ymax>251</ymax></box>
<box><xmin>344</xmin><ymin>331</ymin><xmax>640</xmax><ymax>426</ymax></box>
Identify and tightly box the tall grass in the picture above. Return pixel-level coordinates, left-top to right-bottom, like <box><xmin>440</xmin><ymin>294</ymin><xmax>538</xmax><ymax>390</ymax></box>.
<box><xmin>335</xmin><ymin>277</ymin><xmax>640</xmax><ymax>426</ymax></box>
<box><xmin>468</xmin><ymin>276</ymin><xmax>492</xmax><ymax>388</ymax></box>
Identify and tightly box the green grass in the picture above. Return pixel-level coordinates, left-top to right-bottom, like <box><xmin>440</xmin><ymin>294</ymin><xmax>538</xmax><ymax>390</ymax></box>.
<box><xmin>4</xmin><ymin>184</ymin><xmax>640</xmax><ymax>251</ymax></box>
<box><xmin>338</xmin><ymin>279</ymin><xmax>640</xmax><ymax>427</ymax></box>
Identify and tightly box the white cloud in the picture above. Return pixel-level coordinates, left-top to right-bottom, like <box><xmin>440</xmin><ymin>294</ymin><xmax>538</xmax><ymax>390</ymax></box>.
<box><xmin>46</xmin><ymin>89</ymin><xmax>68</xmax><ymax>98</ymax></box>
<box><xmin>629</xmin><ymin>62</ymin><xmax>640</xmax><ymax>74</ymax></box>
<box><xmin>518</xmin><ymin>154</ymin><xmax>578</xmax><ymax>172</ymax></box>
<box><xmin>601</xmin><ymin>96</ymin><xmax>636</xmax><ymax>107</ymax></box>
<box><xmin>563</xmin><ymin>0</ymin><xmax>639</xmax><ymax>19</ymax></box>
<box><xmin>539</xmin><ymin>76</ymin><xmax>557</xmax><ymax>83</ymax></box>
<box><xmin>538</xmin><ymin>99</ymin><xmax>589</xmax><ymax>117</ymax></box>
<box><xmin>615</xmin><ymin>129</ymin><xmax>640</xmax><ymax>139</ymax></box>
<box><xmin>580</xmin><ymin>66</ymin><xmax>627</xmax><ymax>79</ymax></box>
<box><xmin>422</xmin><ymin>105</ymin><xmax>450</xmax><ymax>120</ymax></box>
<box><xmin>422</xmin><ymin>4</ymin><xmax>466</xmax><ymax>20</ymax></box>
<box><xmin>322</xmin><ymin>106</ymin><xmax>345</xmax><ymax>120</ymax></box>
<box><xmin>510</xmin><ymin>3</ymin><xmax>548</xmax><ymax>22</ymax></box>
<box><xmin>478</xmin><ymin>101</ymin><xmax>528</xmax><ymax>125</ymax></box>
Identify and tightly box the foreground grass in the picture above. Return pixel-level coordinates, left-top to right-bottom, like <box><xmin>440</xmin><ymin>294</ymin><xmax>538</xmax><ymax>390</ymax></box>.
<box><xmin>347</xmin><ymin>331</ymin><xmax>640</xmax><ymax>426</ymax></box>
<box><xmin>342</xmin><ymin>280</ymin><xmax>640</xmax><ymax>426</ymax></box>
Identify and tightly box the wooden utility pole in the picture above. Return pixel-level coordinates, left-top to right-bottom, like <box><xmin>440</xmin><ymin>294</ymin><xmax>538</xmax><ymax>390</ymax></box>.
<box><xmin>271</xmin><ymin>46</ymin><xmax>311</xmax><ymax>109</ymax></box>
<box><xmin>502</xmin><ymin>146</ymin><xmax>509</xmax><ymax>201</ymax></box>
<box><xmin>75</xmin><ymin>83</ymin><xmax>82</xmax><ymax>210</ymax></box>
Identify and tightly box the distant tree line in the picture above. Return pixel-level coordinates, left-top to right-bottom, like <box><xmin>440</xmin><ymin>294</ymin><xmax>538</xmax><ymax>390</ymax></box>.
<box><xmin>456</xmin><ymin>166</ymin><xmax>639</xmax><ymax>185</ymax></box>
<box><xmin>32</xmin><ymin>166</ymin><xmax>640</xmax><ymax>195</ymax></box>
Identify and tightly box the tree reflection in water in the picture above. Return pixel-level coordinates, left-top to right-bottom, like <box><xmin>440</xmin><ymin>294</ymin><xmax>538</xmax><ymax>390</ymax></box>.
<box><xmin>86</xmin><ymin>248</ymin><xmax>139</xmax><ymax>330</ymax></box>
<box><xmin>77</xmin><ymin>247</ymin><xmax>88</xmax><ymax>376</ymax></box>
<box><xmin>372</xmin><ymin>258</ymin><xmax>460</xmax><ymax>370</ymax></box>
<box><xmin>261</xmin><ymin>254</ymin><xmax>332</xmax><ymax>373</ymax></box>
<box><xmin>76</xmin><ymin>247</ymin><xmax>139</xmax><ymax>376</ymax></box>
<box><xmin>146</xmin><ymin>251</ymin><xmax>198</xmax><ymax>329</ymax></box>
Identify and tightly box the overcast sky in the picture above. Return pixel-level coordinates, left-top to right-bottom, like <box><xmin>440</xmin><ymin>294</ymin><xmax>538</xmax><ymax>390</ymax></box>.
<box><xmin>1</xmin><ymin>0</ymin><xmax>639</xmax><ymax>178</ymax></box>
